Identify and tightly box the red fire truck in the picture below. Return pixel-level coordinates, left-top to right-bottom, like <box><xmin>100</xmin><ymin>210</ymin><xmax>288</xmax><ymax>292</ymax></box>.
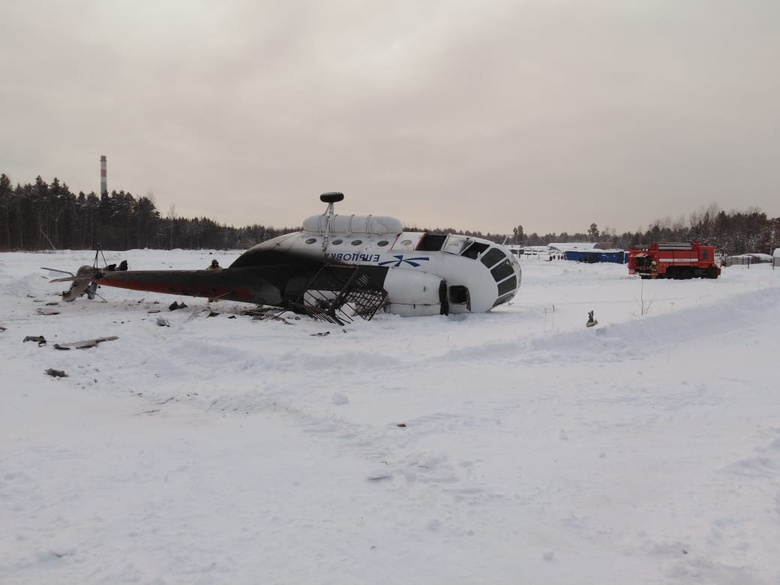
<box><xmin>628</xmin><ymin>241</ymin><xmax>721</xmax><ymax>279</ymax></box>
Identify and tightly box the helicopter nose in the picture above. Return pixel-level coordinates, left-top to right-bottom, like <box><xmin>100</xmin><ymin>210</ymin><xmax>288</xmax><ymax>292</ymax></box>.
<box><xmin>494</xmin><ymin>253</ymin><xmax>521</xmax><ymax>307</ymax></box>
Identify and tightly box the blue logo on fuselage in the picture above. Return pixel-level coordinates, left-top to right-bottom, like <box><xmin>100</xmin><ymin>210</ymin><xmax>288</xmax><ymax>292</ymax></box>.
<box><xmin>378</xmin><ymin>255</ymin><xmax>430</xmax><ymax>268</ymax></box>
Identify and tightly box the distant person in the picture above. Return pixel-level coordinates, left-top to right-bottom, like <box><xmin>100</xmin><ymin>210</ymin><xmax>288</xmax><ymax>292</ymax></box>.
<box><xmin>206</xmin><ymin>259</ymin><xmax>222</xmax><ymax>302</ymax></box>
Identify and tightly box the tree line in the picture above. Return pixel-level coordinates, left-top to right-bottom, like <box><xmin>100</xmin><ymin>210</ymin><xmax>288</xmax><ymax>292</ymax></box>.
<box><xmin>0</xmin><ymin>174</ymin><xmax>293</xmax><ymax>252</ymax></box>
<box><xmin>1</xmin><ymin>173</ymin><xmax>777</xmax><ymax>255</ymax></box>
<box><xmin>514</xmin><ymin>204</ymin><xmax>779</xmax><ymax>256</ymax></box>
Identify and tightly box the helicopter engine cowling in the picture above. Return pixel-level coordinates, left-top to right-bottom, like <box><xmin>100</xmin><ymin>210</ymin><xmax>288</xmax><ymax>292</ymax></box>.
<box><xmin>382</xmin><ymin>269</ymin><xmax>446</xmax><ymax>317</ymax></box>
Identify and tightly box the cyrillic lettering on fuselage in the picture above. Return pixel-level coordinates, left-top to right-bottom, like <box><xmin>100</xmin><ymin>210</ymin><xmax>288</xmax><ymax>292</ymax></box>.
<box><xmin>325</xmin><ymin>252</ymin><xmax>381</xmax><ymax>263</ymax></box>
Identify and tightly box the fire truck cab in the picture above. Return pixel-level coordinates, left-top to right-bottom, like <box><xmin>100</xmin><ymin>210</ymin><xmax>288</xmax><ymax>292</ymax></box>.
<box><xmin>628</xmin><ymin>241</ymin><xmax>721</xmax><ymax>279</ymax></box>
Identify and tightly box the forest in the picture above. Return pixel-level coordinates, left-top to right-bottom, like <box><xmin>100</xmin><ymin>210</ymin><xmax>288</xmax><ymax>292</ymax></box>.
<box><xmin>1</xmin><ymin>173</ymin><xmax>777</xmax><ymax>255</ymax></box>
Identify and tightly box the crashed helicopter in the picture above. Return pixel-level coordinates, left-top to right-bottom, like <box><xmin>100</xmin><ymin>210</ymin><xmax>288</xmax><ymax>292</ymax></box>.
<box><xmin>50</xmin><ymin>193</ymin><xmax>522</xmax><ymax>324</ymax></box>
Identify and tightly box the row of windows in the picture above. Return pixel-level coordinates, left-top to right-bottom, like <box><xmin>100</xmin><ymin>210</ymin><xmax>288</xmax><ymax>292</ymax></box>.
<box><xmin>304</xmin><ymin>237</ymin><xmax>390</xmax><ymax>247</ymax></box>
<box><xmin>477</xmin><ymin>245</ymin><xmax>518</xmax><ymax>301</ymax></box>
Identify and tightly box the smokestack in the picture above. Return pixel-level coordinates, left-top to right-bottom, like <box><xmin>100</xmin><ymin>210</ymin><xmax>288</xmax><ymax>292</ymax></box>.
<box><xmin>100</xmin><ymin>155</ymin><xmax>107</xmax><ymax>196</ymax></box>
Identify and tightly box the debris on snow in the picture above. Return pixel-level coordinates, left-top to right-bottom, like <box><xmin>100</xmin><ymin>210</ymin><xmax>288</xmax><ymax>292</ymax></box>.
<box><xmin>53</xmin><ymin>336</ymin><xmax>118</xmax><ymax>350</ymax></box>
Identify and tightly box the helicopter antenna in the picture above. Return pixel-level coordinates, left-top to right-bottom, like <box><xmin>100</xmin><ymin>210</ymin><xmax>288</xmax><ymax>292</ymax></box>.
<box><xmin>319</xmin><ymin>192</ymin><xmax>344</xmax><ymax>251</ymax></box>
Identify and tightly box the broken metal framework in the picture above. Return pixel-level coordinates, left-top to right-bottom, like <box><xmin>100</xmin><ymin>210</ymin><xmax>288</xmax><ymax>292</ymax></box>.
<box><xmin>287</xmin><ymin>263</ymin><xmax>388</xmax><ymax>326</ymax></box>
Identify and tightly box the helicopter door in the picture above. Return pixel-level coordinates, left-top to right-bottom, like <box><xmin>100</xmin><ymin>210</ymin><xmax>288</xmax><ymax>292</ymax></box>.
<box><xmin>448</xmin><ymin>285</ymin><xmax>471</xmax><ymax>310</ymax></box>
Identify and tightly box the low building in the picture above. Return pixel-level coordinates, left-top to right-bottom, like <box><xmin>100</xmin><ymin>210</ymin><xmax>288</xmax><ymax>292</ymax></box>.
<box><xmin>724</xmin><ymin>253</ymin><xmax>774</xmax><ymax>267</ymax></box>
<box><xmin>563</xmin><ymin>249</ymin><xmax>627</xmax><ymax>264</ymax></box>
<box><xmin>547</xmin><ymin>242</ymin><xmax>626</xmax><ymax>264</ymax></box>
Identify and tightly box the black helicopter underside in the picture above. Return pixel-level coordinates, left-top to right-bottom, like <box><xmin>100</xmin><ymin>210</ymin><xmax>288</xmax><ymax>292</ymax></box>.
<box><xmin>92</xmin><ymin>252</ymin><xmax>390</xmax><ymax>324</ymax></box>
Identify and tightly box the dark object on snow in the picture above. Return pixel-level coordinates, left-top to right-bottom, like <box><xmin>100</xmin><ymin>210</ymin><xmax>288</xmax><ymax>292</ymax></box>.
<box><xmin>24</xmin><ymin>335</ymin><xmax>47</xmax><ymax>346</ymax></box>
<box><xmin>54</xmin><ymin>336</ymin><xmax>118</xmax><ymax>350</ymax></box>
<box><xmin>586</xmin><ymin>310</ymin><xmax>598</xmax><ymax>328</ymax></box>
<box><xmin>169</xmin><ymin>301</ymin><xmax>188</xmax><ymax>311</ymax></box>
<box><xmin>105</xmin><ymin>260</ymin><xmax>128</xmax><ymax>271</ymax></box>
<box><xmin>46</xmin><ymin>368</ymin><xmax>67</xmax><ymax>378</ymax></box>
<box><xmin>0</xmin><ymin>325</ymin><xmax>6</xmax><ymax>332</ymax></box>
<box><xmin>156</xmin><ymin>317</ymin><xmax>170</xmax><ymax>327</ymax></box>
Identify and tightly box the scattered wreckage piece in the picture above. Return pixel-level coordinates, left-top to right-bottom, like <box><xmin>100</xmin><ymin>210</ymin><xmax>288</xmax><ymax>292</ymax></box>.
<box><xmin>47</xmin><ymin>259</ymin><xmax>128</xmax><ymax>301</ymax></box>
<box><xmin>53</xmin><ymin>336</ymin><xmax>119</xmax><ymax>350</ymax></box>
<box><xmin>23</xmin><ymin>335</ymin><xmax>47</xmax><ymax>346</ymax></box>
<box><xmin>287</xmin><ymin>264</ymin><xmax>388</xmax><ymax>326</ymax></box>
<box><xmin>47</xmin><ymin>265</ymin><xmax>97</xmax><ymax>301</ymax></box>
<box><xmin>46</xmin><ymin>368</ymin><xmax>68</xmax><ymax>378</ymax></box>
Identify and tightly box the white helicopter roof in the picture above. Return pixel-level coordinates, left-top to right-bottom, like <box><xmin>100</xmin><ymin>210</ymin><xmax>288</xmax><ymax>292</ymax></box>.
<box><xmin>302</xmin><ymin>214</ymin><xmax>403</xmax><ymax>236</ymax></box>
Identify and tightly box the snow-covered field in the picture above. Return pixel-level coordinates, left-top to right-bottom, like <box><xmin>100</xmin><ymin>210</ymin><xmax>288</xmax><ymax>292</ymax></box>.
<box><xmin>2</xmin><ymin>249</ymin><xmax>779</xmax><ymax>585</ymax></box>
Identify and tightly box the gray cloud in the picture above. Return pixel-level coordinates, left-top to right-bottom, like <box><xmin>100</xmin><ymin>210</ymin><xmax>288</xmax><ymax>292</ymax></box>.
<box><xmin>2</xmin><ymin>0</ymin><xmax>778</xmax><ymax>236</ymax></box>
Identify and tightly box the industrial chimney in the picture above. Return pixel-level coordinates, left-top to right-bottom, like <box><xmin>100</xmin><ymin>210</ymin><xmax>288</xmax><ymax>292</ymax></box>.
<box><xmin>100</xmin><ymin>155</ymin><xmax>107</xmax><ymax>196</ymax></box>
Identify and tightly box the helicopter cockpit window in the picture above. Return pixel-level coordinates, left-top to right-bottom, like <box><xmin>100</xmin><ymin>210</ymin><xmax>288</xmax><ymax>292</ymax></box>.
<box><xmin>491</xmin><ymin>259</ymin><xmax>515</xmax><ymax>282</ymax></box>
<box><xmin>480</xmin><ymin>248</ymin><xmax>507</xmax><ymax>268</ymax></box>
<box><xmin>305</xmin><ymin>238</ymin><xmax>317</xmax><ymax>245</ymax></box>
<box><xmin>417</xmin><ymin>234</ymin><xmax>447</xmax><ymax>251</ymax></box>
<box><xmin>497</xmin><ymin>276</ymin><xmax>517</xmax><ymax>296</ymax></box>
<box><xmin>461</xmin><ymin>242</ymin><xmax>489</xmax><ymax>259</ymax></box>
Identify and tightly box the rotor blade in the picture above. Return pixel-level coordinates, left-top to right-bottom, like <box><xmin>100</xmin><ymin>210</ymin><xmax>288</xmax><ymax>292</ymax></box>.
<box><xmin>42</xmin><ymin>267</ymin><xmax>75</xmax><ymax>278</ymax></box>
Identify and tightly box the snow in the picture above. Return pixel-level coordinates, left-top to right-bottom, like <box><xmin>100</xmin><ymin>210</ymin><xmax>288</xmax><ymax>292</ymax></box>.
<box><xmin>2</xmin><ymin>249</ymin><xmax>780</xmax><ymax>585</ymax></box>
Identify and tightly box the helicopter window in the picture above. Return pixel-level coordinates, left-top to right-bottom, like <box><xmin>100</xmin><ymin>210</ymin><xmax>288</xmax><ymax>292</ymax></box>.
<box><xmin>417</xmin><ymin>234</ymin><xmax>447</xmax><ymax>251</ymax></box>
<box><xmin>461</xmin><ymin>242</ymin><xmax>489</xmax><ymax>259</ymax></box>
<box><xmin>491</xmin><ymin>259</ymin><xmax>515</xmax><ymax>282</ymax></box>
<box><xmin>497</xmin><ymin>276</ymin><xmax>517</xmax><ymax>296</ymax></box>
<box><xmin>449</xmin><ymin>285</ymin><xmax>470</xmax><ymax>305</ymax></box>
<box><xmin>493</xmin><ymin>291</ymin><xmax>515</xmax><ymax>307</ymax></box>
<box><xmin>305</xmin><ymin>238</ymin><xmax>317</xmax><ymax>245</ymax></box>
<box><xmin>480</xmin><ymin>248</ymin><xmax>507</xmax><ymax>268</ymax></box>
<box><xmin>351</xmin><ymin>239</ymin><xmax>363</xmax><ymax>246</ymax></box>
<box><xmin>377</xmin><ymin>240</ymin><xmax>389</xmax><ymax>247</ymax></box>
<box><xmin>331</xmin><ymin>239</ymin><xmax>343</xmax><ymax>245</ymax></box>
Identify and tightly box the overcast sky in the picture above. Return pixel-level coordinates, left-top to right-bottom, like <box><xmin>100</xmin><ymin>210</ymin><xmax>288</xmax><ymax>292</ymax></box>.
<box><xmin>2</xmin><ymin>0</ymin><xmax>778</xmax><ymax>236</ymax></box>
